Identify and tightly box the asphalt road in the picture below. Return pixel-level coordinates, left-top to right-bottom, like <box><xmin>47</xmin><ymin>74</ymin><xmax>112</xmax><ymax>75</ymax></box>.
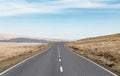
<box><xmin>0</xmin><ymin>42</ymin><xmax>117</xmax><ymax>76</ymax></box>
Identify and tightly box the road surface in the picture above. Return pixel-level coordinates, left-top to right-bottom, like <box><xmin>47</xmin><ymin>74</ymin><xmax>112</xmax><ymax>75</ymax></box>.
<box><xmin>0</xmin><ymin>42</ymin><xmax>117</xmax><ymax>76</ymax></box>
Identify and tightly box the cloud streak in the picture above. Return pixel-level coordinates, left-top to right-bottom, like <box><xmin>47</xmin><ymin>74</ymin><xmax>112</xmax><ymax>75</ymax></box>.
<box><xmin>0</xmin><ymin>0</ymin><xmax>120</xmax><ymax>16</ymax></box>
<box><xmin>91</xmin><ymin>0</ymin><xmax>120</xmax><ymax>4</ymax></box>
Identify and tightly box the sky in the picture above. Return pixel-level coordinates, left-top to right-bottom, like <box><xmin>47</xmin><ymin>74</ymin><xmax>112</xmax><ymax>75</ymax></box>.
<box><xmin>0</xmin><ymin>0</ymin><xmax>120</xmax><ymax>40</ymax></box>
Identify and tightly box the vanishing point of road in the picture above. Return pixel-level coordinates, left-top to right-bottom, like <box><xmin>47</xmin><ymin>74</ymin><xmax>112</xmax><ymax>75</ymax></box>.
<box><xmin>0</xmin><ymin>42</ymin><xmax>117</xmax><ymax>76</ymax></box>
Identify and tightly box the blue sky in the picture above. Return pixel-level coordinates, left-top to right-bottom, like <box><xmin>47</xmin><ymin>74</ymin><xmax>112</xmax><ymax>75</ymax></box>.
<box><xmin>0</xmin><ymin>0</ymin><xmax>120</xmax><ymax>39</ymax></box>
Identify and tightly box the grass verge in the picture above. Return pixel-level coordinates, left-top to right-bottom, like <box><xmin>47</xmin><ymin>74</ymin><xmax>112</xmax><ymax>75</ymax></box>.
<box><xmin>67</xmin><ymin>33</ymin><xmax>120</xmax><ymax>75</ymax></box>
<box><xmin>0</xmin><ymin>43</ymin><xmax>50</xmax><ymax>72</ymax></box>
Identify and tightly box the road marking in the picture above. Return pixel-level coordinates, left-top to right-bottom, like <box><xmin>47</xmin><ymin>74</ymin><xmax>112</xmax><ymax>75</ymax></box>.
<box><xmin>57</xmin><ymin>46</ymin><xmax>64</xmax><ymax>73</ymax></box>
<box><xmin>60</xmin><ymin>66</ymin><xmax>63</xmax><ymax>72</ymax></box>
<box><xmin>0</xmin><ymin>44</ymin><xmax>53</xmax><ymax>76</ymax></box>
<box><xmin>59</xmin><ymin>59</ymin><xmax>62</xmax><ymax>62</ymax></box>
<box><xmin>57</xmin><ymin>47</ymin><xmax>61</xmax><ymax>58</ymax></box>
<box><xmin>64</xmin><ymin>45</ymin><xmax>118</xmax><ymax>76</ymax></box>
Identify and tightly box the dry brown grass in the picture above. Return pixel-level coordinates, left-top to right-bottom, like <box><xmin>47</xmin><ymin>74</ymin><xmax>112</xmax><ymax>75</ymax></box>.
<box><xmin>0</xmin><ymin>42</ymin><xmax>49</xmax><ymax>71</ymax></box>
<box><xmin>67</xmin><ymin>33</ymin><xmax>120</xmax><ymax>73</ymax></box>
<box><xmin>0</xmin><ymin>42</ymin><xmax>48</xmax><ymax>61</ymax></box>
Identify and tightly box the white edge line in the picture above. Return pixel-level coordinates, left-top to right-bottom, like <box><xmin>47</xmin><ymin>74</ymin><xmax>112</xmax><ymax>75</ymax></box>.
<box><xmin>0</xmin><ymin>43</ymin><xmax>53</xmax><ymax>76</ymax></box>
<box><xmin>64</xmin><ymin>45</ymin><xmax>118</xmax><ymax>76</ymax></box>
<box><xmin>60</xmin><ymin>66</ymin><xmax>63</xmax><ymax>72</ymax></box>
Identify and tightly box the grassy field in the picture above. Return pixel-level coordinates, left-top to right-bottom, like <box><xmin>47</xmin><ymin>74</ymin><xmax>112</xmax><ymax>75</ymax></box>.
<box><xmin>67</xmin><ymin>33</ymin><xmax>120</xmax><ymax>74</ymax></box>
<box><xmin>0</xmin><ymin>42</ymin><xmax>49</xmax><ymax>71</ymax></box>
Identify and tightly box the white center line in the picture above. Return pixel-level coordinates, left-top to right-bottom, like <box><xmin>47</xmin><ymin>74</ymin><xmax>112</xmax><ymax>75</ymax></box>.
<box><xmin>60</xmin><ymin>66</ymin><xmax>63</xmax><ymax>72</ymax></box>
<box><xmin>57</xmin><ymin>46</ymin><xmax>64</xmax><ymax>73</ymax></box>
<box><xmin>59</xmin><ymin>58</ymin><xmax>62</xmax><ymax>62</ymax></box>
<box><xmin>58</xmin><ymin>47</ymin><xmax>61</xmax><ymax>58</ymax></box>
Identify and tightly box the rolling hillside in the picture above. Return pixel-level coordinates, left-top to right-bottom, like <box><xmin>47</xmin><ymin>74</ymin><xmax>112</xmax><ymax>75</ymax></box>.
<box><xmin>67</xmin><ymin>33</ymin><xmax>120</xmax><ymax>74</ymax></box>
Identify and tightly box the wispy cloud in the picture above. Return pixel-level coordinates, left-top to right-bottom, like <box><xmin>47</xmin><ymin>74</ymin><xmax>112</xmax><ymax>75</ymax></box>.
<box><xmin>0</xmin><ymin>0</ymin><xmax>120</xmax><ymax>16</ymax></box>
<box><xmin>91</xmin><ymin>0</ymin><xmax>120</xmax><ymax>4</ymax></box>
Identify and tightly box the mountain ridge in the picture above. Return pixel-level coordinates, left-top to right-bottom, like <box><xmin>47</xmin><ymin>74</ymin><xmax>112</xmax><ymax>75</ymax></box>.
<box><xmin>0</xmin><ymin>33</ymin><xmax>69</xmax><ymax>43</ymax></box>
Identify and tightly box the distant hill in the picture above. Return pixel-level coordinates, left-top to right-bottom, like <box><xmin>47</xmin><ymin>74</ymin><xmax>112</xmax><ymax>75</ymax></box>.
<box><xmin>0</xmin><ymin>33</ymin><xmax>22</xmax><ymax>40</ymax></box>
<box><xmin>0</xmin><ymin>38</ymin><xmax>50</xmax><ymax>43</ymax></box>
<box><xmin>0</xmin><ymin>33</ymin><xmax>69</xmax><ymax>43</ymax></box>
<box><xmin>0</xmin><ymin>33</ymin><xmax>50</xmax><ymax>43</ymax></box>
